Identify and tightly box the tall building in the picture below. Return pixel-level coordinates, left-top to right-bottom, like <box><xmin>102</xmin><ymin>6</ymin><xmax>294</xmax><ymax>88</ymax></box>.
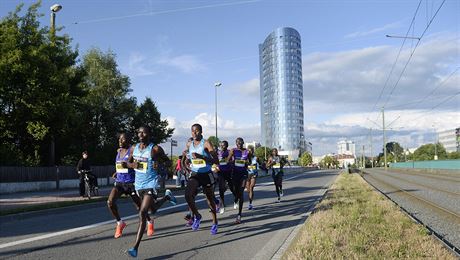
<box><xmin>337</xmin><ymin>140</ymin><xmax>355</xmax><ymax>156</ymax></box>
<box><xmin>437</xmin><ymin>127</ymin><xmax>460</xmax><ymax>152</ymax></box>
<box><xmin>259</xmin><ymin>27</ymin><xmax>304</xmax><ymax>159</ymax></box>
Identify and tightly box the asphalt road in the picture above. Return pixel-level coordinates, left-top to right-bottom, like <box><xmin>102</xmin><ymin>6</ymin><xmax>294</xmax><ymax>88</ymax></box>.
<box><xmin>0</xmin><ymin>169</ymin><xmax>339</xmax><ymax>260</ymax></box>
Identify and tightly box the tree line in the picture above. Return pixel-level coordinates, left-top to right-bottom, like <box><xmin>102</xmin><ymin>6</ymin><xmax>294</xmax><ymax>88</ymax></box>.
<box><xmin>0</xmin><ymin>2</ymin><xmax>173</xmax><ymax>166</ymax></box>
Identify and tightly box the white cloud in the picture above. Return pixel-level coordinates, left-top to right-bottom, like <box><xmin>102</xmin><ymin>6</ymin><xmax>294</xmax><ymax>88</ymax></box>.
<box><xmin>235</xmin><ymin>78</ymin><xmax>260</xmax><ymax>96</ymax></box>
<box><xmin>345</xmin><ymin>20</ymin><xmax>404</xmax><ymax>39</ymax></box>
<box><xmin>158</xmin><ymin>54</ymin><xmax>206</xmax><ymax>74</ymax></box>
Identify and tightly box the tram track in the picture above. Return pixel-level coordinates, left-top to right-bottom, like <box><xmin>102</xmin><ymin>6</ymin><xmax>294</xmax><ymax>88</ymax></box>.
<box><xmin>361</xmin><ymin>170</ymin><xmax>460</xmax><ymax>257</ymax></box>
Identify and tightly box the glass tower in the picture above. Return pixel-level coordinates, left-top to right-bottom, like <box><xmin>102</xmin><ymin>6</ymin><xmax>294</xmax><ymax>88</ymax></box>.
<box><xmin>259</xmin><ymin>27</ymin><xmax>304</xmax><ymax>152</ymax></box>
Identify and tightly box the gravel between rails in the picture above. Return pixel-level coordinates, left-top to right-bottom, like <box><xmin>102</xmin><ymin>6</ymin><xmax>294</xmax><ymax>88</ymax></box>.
<box><xmin>362</xmin><ymin>169</ymin><xmax>460</xmax><ymax>253</ymax></box>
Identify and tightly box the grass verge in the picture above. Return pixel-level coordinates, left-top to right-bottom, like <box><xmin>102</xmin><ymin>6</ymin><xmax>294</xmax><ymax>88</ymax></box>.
<box><xmin>283</xmin><ymin>173</ymin><xmax>456</xmax><ymax>259</ymax></box>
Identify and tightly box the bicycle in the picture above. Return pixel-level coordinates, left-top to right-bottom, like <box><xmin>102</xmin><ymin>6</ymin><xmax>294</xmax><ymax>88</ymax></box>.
<box><xmin>79</xmin><ymin>170</ymin><xmax>99</xmax><ymax>199</ymax></box>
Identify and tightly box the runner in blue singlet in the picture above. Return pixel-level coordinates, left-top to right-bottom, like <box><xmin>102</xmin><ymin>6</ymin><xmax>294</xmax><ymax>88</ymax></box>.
<box><xmin>126</xmin><ymin>126</ymin><xmax>177</xmax><ymax>258</ymax></box>
<box><xmin>107</xmin><ymin>132</ymin><xmax>154</xmax><ymax>239</ymax></box>
<box><xmin>182</xmin><ymin>124</ymin><xmax>219</xmax><ymax>235</ymax></box>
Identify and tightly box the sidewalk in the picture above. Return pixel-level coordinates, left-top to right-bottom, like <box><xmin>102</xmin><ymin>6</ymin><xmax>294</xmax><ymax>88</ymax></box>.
<box><xmin>0</xmin><ymin>179</ymin><xmax>180</xmax><ymax>213</ymax></box>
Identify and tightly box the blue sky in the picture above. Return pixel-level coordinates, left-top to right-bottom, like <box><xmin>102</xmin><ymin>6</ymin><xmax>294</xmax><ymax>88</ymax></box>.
<box><xmin>2</xmin><ymin>0</ymin><xmax>459</xmax><ymax>156</ymax></box>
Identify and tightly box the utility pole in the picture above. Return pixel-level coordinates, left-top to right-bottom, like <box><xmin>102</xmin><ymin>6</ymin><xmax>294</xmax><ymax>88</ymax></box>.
<box><xmin>362</xmin><ymin>145</ymin><xmax>365</xmax><ymax>168</ymax></box>
<box><xmin>370</xmin><ymin>128</ymin><xmax>374</xmax><ymax>168</ymax></box>
<box><xmin>382</xmin><ymin>107</ymin><xmax>387</xmax><ymax>170</ymax></box>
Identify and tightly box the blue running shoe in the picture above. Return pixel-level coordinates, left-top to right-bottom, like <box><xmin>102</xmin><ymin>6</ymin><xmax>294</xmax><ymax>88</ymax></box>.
<box><xmin>192</xmin><ymin>215</ymin><xmax>202</xmax><ymax>231</ymax></box>
<box><xmin>165</xmin><ymin>189</ymin><xmax>176</xmax><ymax>205</ymax></box>
<box><xmin>210</xmin><ymin>223</ymin><xmax>218</xmax><ymax>235</ymax></box>
<box><xmin>248</xmin><ymin>204</ymin><xmax>253</xmax><ymax>210</ymax></box>
<box><xmin>128</xmin><ymin>248</ymin><xmax>137</xmax><ymax>258</ymax></box>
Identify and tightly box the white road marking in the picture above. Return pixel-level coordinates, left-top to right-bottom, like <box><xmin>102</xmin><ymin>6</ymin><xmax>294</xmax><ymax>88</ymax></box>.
<box><xmin>0</xmin><ymin>170</ymin><xmax>315</xmax><ymax>250</ymax></box>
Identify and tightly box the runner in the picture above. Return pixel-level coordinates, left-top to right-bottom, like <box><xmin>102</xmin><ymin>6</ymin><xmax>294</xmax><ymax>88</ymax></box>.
<box><xmin>267</xmin><ymin>148</ymin><xmax>285</xmax><ymax>202</ymax></box>
<box><xmin>227</xmin><ymin>137</ymin><xmax>250</xmax><ymax>224</ymax></box>
<box><xmin>107</xmin><ymin>132</ymin><xmax>155</xmax><ymax>239</ymax></box>
<box><xmin>126</xmin><ymin>126</ymin><xmax>177</xmax><ymax>258</ymax></box>
<box><xmin>216</xmin><ymin>140</ymin><xmax>235</xmax><ymax>214</ymax></box>
<box><xmin>182</xmin><ymin>124</ymin><xmax>219</xmax><ymax>235</ymax></box>
<box><xmin>246</xmin><ymin>146</ymin><xmax>258</xmax><ymax>210</ymax></box>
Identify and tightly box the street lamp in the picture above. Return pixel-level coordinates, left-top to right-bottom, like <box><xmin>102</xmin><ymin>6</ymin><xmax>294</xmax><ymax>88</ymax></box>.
<box><xmin>214</xmin><ymin>82</ymin><xmax>222</xmax><ymax>140</ymax></box>
<box><xmin>48</xmin><ymin>3</ymin><xmax>61</xmax><ymax>166</ymax></box>
<box><xmin>50</xmin><ymin>4</ymin><xmax>62</xmax><ymax>34</ymax></box>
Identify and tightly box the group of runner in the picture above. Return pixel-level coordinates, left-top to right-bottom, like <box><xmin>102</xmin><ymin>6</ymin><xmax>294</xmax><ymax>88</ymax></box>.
<box><xmin>106</xmin><ymin>124</ymin><xmax>286</xmax><ymax>257</ymax></box>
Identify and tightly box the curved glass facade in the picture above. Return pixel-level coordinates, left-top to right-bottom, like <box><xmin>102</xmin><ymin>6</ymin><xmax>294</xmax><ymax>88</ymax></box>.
<box><xmin>259</xmin><ymin>27</ymin><xmax>304</xmax><ymax>151</ymax></box>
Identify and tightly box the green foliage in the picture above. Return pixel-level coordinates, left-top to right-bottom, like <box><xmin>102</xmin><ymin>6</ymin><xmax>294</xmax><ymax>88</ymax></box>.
<box><xmin>0</xmin><ymin>2</ymin><xmax>83</xmax><ymax>165</ymax></box>
<box><xmin>207</xmin><ymin>136</ymin><xmax>220</xmax><ymax>149</ymax></box>
<box><xmin>320</xmin><ymin>156</ymin><xmax>339</xmax><ymax>168</ymax></box>
<box><xmin>0</xmin><ymin>2</ymin><xmax>174</xmax><ymax>166</ymax></box>
<box><xmin>255</xmin><ymin>146</ymin><xmax>272</xmax><ymax>162</ymax></box>
<box><xmin>386</xmin><ymin>142</ymin><xmax>404</xmax><ymax>162</ymax></box>
<box><xmin>299</xmin><ymin>152</ymin><xmax>312</xmax><ymax>166</ymax></box>
<box><xmin>132</xmin><ymin>97</ymin><xmax>174</xmax><ymax>145</ymax></box>
<box><xmin>413</xmin><ymin>143</ymin><xmax>447</xmax><ymax>161</ymax></box>
<box><xmin>447</xmin><ymin>151</ymin><xmax>460</xmax><ymax>159</ymax></box>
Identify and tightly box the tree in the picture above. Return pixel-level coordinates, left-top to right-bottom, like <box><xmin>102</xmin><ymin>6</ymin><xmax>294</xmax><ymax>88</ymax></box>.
<box><xmin>413</xmin><ymin>143</ymin><xmax>447</xmax><ymax>161</ymax></box>
<box><xmin>0</xmin><ymin>2</ymin><xmax>83</xmax><ymax>166</ymax></box>
<box><xmin>299</xmin><ymin>152</ymin><xmax>312</xmax><ymax>166</ymax></box>
<box><xmin>320</xmin><ymin>156</ymin><xmax>339</xmax><ymax>169</ymax></box>
<box><xmin>386</xmin><ymin>142</ymin><xmax>404</xmax><ymax>162</ymax></box>
<box><xmin>207</xmin><ymin>136</ymin><xmax>220</xmax><ymax>149</ymax></box>
<box><xmin>255</xmin><ymin>146</ymin><xmax>272</xmax><ymax>162</ymax></box>
<box><xmin>132</xmin><ymin>98</ymin><xmax>174</xmax><ymax>145</ymax></box>
<box><xmin>448</xmin><ymin>151</ymin><xmax>460</xmax><ymax>159</ymax></box>
<box><xmin>76</xmin><ymin>48</ymin><xmax>137</xmax><ymax>164</ymax></box>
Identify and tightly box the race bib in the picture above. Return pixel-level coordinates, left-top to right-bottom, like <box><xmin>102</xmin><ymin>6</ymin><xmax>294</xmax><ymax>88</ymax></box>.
<box><xmin>273</xmin><ymin>163</ymin><xmax>281</xmax><ymax>169</ymax></box>
<box><xmin>248</xmin><ymin>165</ymin><xmax>256</xmax><ymax>170</ymax></box>
<box><xmin>136</xmin><ymin>162</ymin><xmax>148</xmax><ymax>173</ymax></box>
<box><xmin>192</xmin><ymin>159</ymin><xmax>206</xmax><ymax>168</ymax></box>
<box><xmin>235</xmin><ymin>159</ymin><xmax>246</xmax><ymax>167</ymax></box>
<box><xmin>115</xmin><ymin>163</ymin><xmax>128</xmax><ymax>173</ymax></box>
<box><xmin>219</xmin><ymin>159</ymin><xmax>227</xmax><ymax>166</ymax></box>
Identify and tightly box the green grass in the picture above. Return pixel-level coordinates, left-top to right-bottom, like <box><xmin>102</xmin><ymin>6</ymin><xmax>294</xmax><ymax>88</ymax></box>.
<box><xmin>283</xmin><ymin>173</ymin><xmax>456</xmax><ymax>259</ymax></box>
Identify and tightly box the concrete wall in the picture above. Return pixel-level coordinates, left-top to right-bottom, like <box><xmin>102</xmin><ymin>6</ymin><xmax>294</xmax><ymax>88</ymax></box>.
<box><xmin>0</xmin><ymin>177</ymin><xmax>115</xmax><ymax>194</ymax></box>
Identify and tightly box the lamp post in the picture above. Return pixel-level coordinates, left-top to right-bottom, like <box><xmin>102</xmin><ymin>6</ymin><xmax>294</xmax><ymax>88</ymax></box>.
<box><xmin>50</xmin><ymin>4</ymin><xmax>62</xmax><ymax>38</ymax></box>
<box><xmin>214</xmin><ymin>82</ymin><xmax>222</xmax><ymax>140</ymax></box>
<box><xmin>48</xmin><ymin>4</ymin><xmax>61</xmax><ymax>166</ymax></box>
<box><xmin>432</xmin><ymin>125</ymin><xmax>438</xmax><ymax>160</ymax></box>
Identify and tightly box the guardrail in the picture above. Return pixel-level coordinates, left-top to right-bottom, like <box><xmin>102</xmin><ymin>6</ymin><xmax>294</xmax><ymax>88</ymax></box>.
<box><xmin>390</xmin><ymin>160</ymin><xmax>460</xmax><ymax>170</ymax></box>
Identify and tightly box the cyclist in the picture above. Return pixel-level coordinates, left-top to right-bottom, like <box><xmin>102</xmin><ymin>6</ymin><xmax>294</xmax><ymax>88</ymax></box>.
<box><xmin>77</xmin><ymin>151</ymin><xmax>97</xmax><ymax>196</ymax></box>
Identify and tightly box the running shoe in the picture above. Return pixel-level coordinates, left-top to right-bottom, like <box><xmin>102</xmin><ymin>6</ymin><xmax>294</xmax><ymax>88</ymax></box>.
<box><xmin>192</xmin><ymin>215</ymin><xmax>202</xmax><ymax>231</ymax></box>
<box><xmin>114</xmin><ymin>221</ymin><xmax>127</xmax><ymax>239</ymax></box>
<box><xmin>147</xmin><ymin>220</ymin><xmax>154</xmax><ymax>236</ymax></box>
<box><xmin>280</xmin><ymin>189</ymin><xmax>284</xmax><ymax>197</ymax></box>
<box><xmin>219</xmin><ymin>207</ymin><xmax>225</xmax><ymax>214</ymax></box>
<box><xmin>127</xmin><ymin>248</ymin><xmax>137</xmax><ymax>258</ymax></box>
<box><xmin>248</xmin><ymin>204</ymin><xmax>253</xmax><ymax>210</ymax></box>
<box><xmin>277</xmin><ymin>196</ymin><xmax>281</xmax><ymax>203</ymax></box>
<box><xmin>165</xmin><ymin>189</ymin><xmax>177</xmax><ymax>205</ymax></box>
<box><xmin>233</xmin><ymin>202</ymin><xmax>238</xmax><ymax>209</ymax></box>
<box><xmin>210</xmin><ymin>223</ymin><xmax>218</xmax><ymax>235</ymax></box>
<box><xmin>235</xmin><ymin>215</ymin><xmax>241</xmax><ymax>224</ymax></box>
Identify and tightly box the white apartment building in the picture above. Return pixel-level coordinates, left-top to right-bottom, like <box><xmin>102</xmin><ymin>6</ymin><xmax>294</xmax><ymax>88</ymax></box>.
<box><xmin>437</xmin><ymin>127</ymin><xmax>460</xmax><ymax>152</ymax></box>
<box><xmin>337</xmin><ymin>140</ymin><xmax>356</xmax><ymax>156</ymax></box>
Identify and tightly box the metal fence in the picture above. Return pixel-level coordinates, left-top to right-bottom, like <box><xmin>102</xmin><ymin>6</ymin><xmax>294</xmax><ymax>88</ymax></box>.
<box><xmin>0</xmin><ymin>166</ymin><xmax>115</xmax><ymax>183</ymax></box>
<box><xmin>389</xmin><ymin>160</ymin><xmax>460</xmax><ymax>170</ymax></box>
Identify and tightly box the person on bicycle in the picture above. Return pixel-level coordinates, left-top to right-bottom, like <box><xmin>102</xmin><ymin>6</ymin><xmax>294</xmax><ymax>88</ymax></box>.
<box><xmin>77</xmin><ymin>151</ymin><xmax>97</xmax><ymax>196</ymax></box>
